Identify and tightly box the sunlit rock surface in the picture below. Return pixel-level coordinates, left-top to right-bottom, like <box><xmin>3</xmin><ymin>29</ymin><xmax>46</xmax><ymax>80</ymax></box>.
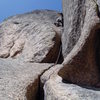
<box><xmin>0</xmin><ymin>10</ymin><xmax>62</xmax><ymax>63</ymax></box>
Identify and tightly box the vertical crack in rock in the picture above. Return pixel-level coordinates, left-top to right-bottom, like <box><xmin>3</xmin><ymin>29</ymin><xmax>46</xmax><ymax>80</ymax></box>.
<box><xmin>54</xmin><ymin>42</ymin><xmax>64</xmax><ymax>65</ymax></box>
<box><xmin>26</xmin><ymin>78</ymin><xmax>39</xmax><ymax>100</ymax></box>
<box><xmin>42</xmin><ymin>40</ymin><xmax>64</xmax><ymax>64</ymax></box>
<box><xmin>41</xmin><ymin>32</ymin><xmax>61</xmax><ymax>63</ymax></box>
<box><xmin>25</xmin><ymin>65</ymin><xmax>54</xmax><ymax>100</ymax></box>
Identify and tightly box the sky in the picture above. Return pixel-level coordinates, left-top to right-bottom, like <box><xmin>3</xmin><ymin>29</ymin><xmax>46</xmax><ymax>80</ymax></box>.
<box><xmin>0</xmin><ymin>0</ymin><xmax>62</xmax><ymax>22</ymax></box>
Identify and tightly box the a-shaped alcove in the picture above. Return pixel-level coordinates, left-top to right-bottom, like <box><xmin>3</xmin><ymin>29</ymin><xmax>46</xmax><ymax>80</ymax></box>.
<box><xmin>59</xmin><ymin>24</ymin><xmax>100</xmax><ymax>87</ymax></box>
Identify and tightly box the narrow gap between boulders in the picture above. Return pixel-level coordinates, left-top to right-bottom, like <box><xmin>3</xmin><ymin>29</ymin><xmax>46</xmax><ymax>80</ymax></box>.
<box><xmin>25</xmin><ymin>65</ymin><xmax>54</xmax><ymax>100</ymax></box>
<box><xmin>36</xmin><ymin>65</ymin><xmax>54</xmax><ymax>100</ymax></box>
<box><xmin>25</xmin><ymin>42</ymin><xmax>64</xmax><ymax>100</ymax></box>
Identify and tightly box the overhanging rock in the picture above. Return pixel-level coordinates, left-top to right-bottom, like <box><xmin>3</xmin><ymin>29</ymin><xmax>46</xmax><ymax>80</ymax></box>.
<box><xmin>59</xmin><ymin>0</ymin><xmax>100</xmax><ymax>87</ymax></box>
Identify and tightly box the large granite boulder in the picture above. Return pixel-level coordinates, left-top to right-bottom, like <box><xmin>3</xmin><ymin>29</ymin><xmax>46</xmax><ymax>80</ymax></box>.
<box><xmin>60</xmin><ymin>0</ymin><xmax>100</xmax><ymax>87</ymax></box>
<box><xmin>0</xmin><ymin>10</ymin><xmax>62</xmax><ymax>63</ymax></box>
<box><xmin>43</xmin><ymin>0</ymin><xmax>100</xmax><ymax>100</ymax></box>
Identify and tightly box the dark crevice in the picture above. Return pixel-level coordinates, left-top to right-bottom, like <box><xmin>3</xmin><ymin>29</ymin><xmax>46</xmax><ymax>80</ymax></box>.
<box><xmin>97</xmin><ymin>5</ymin><xmax>100</xmax><ymax>18</ymax></box>
<box><xmin>36</xmin><ymin>65</ymin><xmax>54</xmax><ymax>100</ymax></box>
<box><xmin>13</xmin><ymin>21</ymin><xmax>20</xmax><ymax>24</ymax></box>
<box><xmin>63</xmin><ymin>80</ymin><xmax>100</xmax><ymax>91</ymax></box>
<box><xmin>36</xmin><ymin>80</ymin><xmax>44</xmax><ymax>100</ymax></box>
<box><xmin>62</xmin><ymin>79</ymin><xmax>72</xmax><ymax>84</ymax></box>
<box><xmin>55</xmin><ymin>42</ymin><xmax>64</xmax><ymax>64</ymax></box>
<box><xmin>95</xmin><ymin>29</ymin><xmax>100</xmax><ymax>76</ymax></box>
<box><xmin>62</xmin><ymin>79</ymin><xmax>100</xmax><ymax>91</ymax></box>
<box><xmin>25</xmin><ymin>65</ymin><xmax>54</xmax><ymax>100</ymax></box>
<box><xmin>80</xmin><ymin>85</ymin><xmax>100</xmax><ymax>91</ymax></box>
<box><xmin>26</xmin><ymin>78</ymin><xmax>39</xmax><ymax>100</ymax></box>
<box><xmin>41</xmin><ymin>40</ymin><xmax>64</xmax><ymax>64</ymax></box>
<box><xmin>36</xmin><ymin>77</ymin><xmax>41</xmax><ymax>100</ymax></box>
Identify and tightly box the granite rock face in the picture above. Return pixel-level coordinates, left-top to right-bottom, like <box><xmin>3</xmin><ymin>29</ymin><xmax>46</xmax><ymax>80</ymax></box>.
<box><xmin>60</xmin><ymin>0</ymin><xmax>100</xmax><ymax>87</ymax></box>
<box><xmin>43</xmin><ymin>0</ymin><xmax>100</xmax><ymax>100</ymax></box>
<box><xmin>0</xmin><ymin>10</ymin><xmax>62</xmax><ymax>63</ymax></box>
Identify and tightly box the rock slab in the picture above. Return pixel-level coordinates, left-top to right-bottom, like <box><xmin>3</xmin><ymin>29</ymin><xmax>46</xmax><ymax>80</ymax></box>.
<box><xmin>0</xmin><ymin>58</ymin><xmax>52</xmax><ymax>100</ymax></box>
<box><xmin>0</xmin><ymin>10</ymin><xmax>62</xmax><ymax>63</ymax></box>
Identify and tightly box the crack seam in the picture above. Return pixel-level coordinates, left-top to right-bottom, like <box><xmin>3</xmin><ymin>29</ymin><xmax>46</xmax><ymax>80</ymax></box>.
<box><xmin>93</xmin><ymin>0</ymin><xmax>100</xmax><ymax>17</ymax></box>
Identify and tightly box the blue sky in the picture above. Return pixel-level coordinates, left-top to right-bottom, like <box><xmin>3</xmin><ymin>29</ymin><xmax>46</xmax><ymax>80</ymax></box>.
<box><xmin>0</xmin><ymin>0</ymin><xmax>62</xmax><ymax>22</ymax></box>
